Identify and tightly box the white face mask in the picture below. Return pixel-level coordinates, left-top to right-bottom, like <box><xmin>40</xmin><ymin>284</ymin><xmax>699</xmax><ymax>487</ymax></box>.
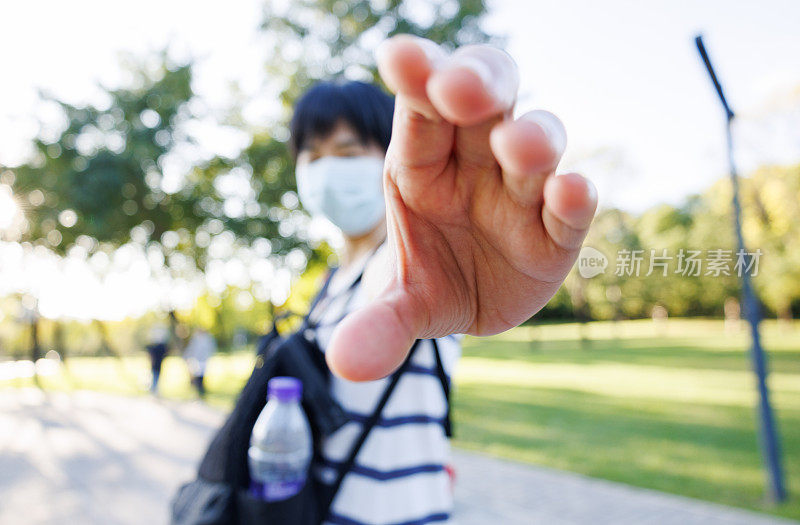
<box><xmin>296</xmin><ymin>156</ymin><xmax>386</xmax><ymax>236</ymax></box>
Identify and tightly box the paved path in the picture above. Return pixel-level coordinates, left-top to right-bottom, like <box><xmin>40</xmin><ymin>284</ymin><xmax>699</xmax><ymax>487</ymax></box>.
<box><xmin>0</xmin><ymin>389</ymin><xmax>795</xmax><ymax>525</ymax></box>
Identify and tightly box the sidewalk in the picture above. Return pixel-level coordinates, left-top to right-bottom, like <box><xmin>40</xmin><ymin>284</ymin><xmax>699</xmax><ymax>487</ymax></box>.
<box><xmin>0</xmin><ymin>389</ymin><xmax>795</xmax><ymax>525</ymax></box>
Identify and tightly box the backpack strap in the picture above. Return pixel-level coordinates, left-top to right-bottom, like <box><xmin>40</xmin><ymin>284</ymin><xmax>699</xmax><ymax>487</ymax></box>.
<box><xmin>431</xmin><ymin>338</ymin><xmax>453</xmax><ymax>437</ymax></box>
<box><xmin>321</xmin><ymin>339</ymin><xmax>423</xmax><ymax>517</ymax></box>
<box><xmin>256</xmin><ymin>268</ymin><xmax>340</xmax><ymax>359</ymax></box>
<box><xmin>306</xmin><ymin>267</ymin><xmax>339</xmax><ymax>318</ymax></box>
<box><xmin>306</xmin><ymin>243</ymin><xmax>384</xmax><ymax>331</ymax></box>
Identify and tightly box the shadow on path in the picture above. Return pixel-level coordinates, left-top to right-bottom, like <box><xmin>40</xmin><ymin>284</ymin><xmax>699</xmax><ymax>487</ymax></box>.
<box><xmin>0</xmin><ymin>389</ymin><xmax>795</xmax><ymax>525</ymax></box>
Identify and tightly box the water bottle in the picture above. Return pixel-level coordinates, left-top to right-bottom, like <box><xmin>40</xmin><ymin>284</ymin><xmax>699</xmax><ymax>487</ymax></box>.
<box><xmin>248</xmin><ymin>376</ymin><xmax>313</xmax><ymax>501</ymax></box>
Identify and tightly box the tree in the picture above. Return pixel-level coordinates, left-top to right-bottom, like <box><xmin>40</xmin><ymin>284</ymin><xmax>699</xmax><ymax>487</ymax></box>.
<box><xmin>8</xmin><ymin>0</ymin><xmax>495</xmax><ymax>270</ymax></box>
<box><xmin>743</xmin><ymin>164</ymin><xmax>800</xmax><ymax>321</ymax></box>
<box><xmin>8</xmin><ymin>56</ymin><xmax>310</xmax><ymax>273</ymax></box>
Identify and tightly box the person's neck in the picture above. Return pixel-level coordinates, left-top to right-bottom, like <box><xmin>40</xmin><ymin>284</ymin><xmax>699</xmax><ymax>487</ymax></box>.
<box><xmin>341</xmin><ymin>222</ymin><xmax>386</xmax><ymax>269</ymax></box>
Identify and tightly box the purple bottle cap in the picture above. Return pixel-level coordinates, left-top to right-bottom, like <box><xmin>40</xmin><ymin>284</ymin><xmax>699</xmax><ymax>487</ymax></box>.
<box><xmin>267</xmin><ymin>376</ymin><xmax>302</xmax><ymax>402</ymax></box>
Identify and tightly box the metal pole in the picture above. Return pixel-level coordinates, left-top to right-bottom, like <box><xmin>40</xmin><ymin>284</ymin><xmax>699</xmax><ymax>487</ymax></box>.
<box><xmin>694</xmin><ymin>34</ymin><xmax>787</xmax><ymax>503</ymax></box>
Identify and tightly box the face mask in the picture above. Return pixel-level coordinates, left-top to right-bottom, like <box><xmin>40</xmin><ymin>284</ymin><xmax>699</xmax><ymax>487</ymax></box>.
<box><xmin>296</xmin><ymin>156</ymin><xmax>386</xmax><ymax>236</ymax></box>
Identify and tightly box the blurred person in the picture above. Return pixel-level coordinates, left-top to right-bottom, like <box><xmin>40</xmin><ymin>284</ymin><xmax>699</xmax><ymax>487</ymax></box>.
<box><xmin>183</xmin><ymin>328</ymin><xmax>216</xmax><ymax>398</ymax></box>
<box><xmin>145</xmin><ymin>326</ymin><xmax>169</xmax><ymax>394</ymax></box>
<box><xmin>724</xmin><ymin>296</ymin><xmax>742</xmax><ymax>333</ymax></box>
<box><xmin>281</xmin><ymin>31</ymin><xmax>596</xmax><ymax>521</ymax></box>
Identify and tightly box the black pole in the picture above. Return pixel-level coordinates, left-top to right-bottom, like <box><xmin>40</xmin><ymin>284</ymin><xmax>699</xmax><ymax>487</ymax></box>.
<box><xmin>694</xmin><ymin>34</ymin><xmax>787</xmax><ymax>504</ymax></box>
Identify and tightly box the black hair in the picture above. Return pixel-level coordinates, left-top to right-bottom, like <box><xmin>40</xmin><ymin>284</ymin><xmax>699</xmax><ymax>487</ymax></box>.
<box><xmin>289</xmin><ymin>80</ymin><xmax>395</xmax><ymax>159</ymax></box>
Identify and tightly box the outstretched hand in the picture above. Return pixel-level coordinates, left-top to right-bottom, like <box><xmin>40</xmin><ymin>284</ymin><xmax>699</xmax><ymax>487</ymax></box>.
<box><xmin>326</xmin><ymin>35</ymin><xmax>597</xmax><ymax>381</ymax></box>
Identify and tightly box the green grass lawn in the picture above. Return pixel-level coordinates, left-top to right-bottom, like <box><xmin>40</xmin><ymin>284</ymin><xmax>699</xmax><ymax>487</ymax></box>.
<box><xmin>454</xmin><ymin>319</ymin><xmax>800</xmax><ymax>520</ymax></box>
<box><xmin>3</xmin><ymin>319</ymin><xmax>799</xmax><ymax>519</ymax></box>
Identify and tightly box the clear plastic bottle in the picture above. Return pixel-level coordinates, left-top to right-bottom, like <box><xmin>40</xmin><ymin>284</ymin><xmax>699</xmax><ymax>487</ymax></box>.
<box><xmin>248</xmin><ymin>376</ymin><xmax>312</xmax><ymax>501</ymax></box>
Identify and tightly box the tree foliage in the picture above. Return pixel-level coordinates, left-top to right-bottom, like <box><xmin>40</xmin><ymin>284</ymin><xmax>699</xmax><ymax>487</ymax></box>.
<box><xmin>6</xmin><ymin>0</ymin><xmax>493</xmax><ymax>270</ymax></box>
<box><xmin>12</xmin><ymin>62</ymin><xmax>195</xmax><ymax>252</ymax></box>
<box><xmin>540</xmin><ymin>162</ymin><xmax>800</xmax><ymax>321</ymax></box>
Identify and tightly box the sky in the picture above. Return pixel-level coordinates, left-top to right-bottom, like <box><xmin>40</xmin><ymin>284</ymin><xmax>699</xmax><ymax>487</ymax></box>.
<box><xmin>485</xmin><ymin>0</ymin><xmax>800</xmax><ymax>211</ymax></box>
<box><xmin>0</xmin><ymin>0</ymin><xmax>799</xmax><ymax>320</ymax></box>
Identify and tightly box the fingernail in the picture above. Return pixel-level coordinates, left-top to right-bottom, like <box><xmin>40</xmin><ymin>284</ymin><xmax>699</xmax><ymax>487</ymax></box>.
<box><xmin>376</xmin><ymin>36</ymin><xmax>447</xmax><ymax>70</ymax></box>
<box><xmin>375</xmin><ymin>39</ymin><xmax>391</xmax><ymax>65</ymax></box>
<box><xmin>447</xmin><ymin>54</ymin><xmax>494</xmax><ymax>91</ymax></box>
<box><xmin>521</xmin><ymin>110</ymin><xmax>567</xmax><ymax>158</ymax></box>
<box><xmin>415</xmin><ymin>37</ymin><xmax>448</xmax><ymax>69</ymax></box>
<box><xmin>585</xmin><ymin>176</ymin><xmax>598</xmax><ymax>205</ymax></box>
<box><xmin>445</xmin><ymin>47</ymin><xmax>518</xmax><ymax>109</ymax></box>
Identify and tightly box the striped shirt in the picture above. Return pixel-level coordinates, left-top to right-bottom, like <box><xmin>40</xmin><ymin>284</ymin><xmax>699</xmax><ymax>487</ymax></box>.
<box><xmin>308</xmin><ymin>245</ymin><xmax>460</xmax><ymax>525</ymax></box>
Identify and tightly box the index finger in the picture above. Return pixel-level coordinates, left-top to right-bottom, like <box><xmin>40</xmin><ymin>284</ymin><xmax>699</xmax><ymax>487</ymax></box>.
<box><xmin>377</xmin><ymin>35</ymin><xmax>453</xmax><ymax>175</ymax></box>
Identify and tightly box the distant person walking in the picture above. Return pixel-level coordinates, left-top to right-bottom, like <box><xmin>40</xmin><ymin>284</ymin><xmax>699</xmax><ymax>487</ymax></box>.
<box><xmin>183</xmin><ymin>328</ymin><xmax>216</xmax><ymax>398</ymax></box>
<box><xmin>145</xmin><ymin>326</ymin><xmax>169</xmax><ymax>394</ymax></box>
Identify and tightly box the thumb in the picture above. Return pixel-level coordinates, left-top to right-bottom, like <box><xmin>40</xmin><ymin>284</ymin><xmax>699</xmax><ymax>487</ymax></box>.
<box><xmin>325</xmin><ymin>288</ymin><xmax>424</xmax><ymax>381</ymax></box>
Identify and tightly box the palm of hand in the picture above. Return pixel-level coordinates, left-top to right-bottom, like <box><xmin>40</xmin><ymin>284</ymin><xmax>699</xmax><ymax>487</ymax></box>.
<box><xmin>328</xmin><ymin>36</ymin><xmax>597</xmax><ymax>381</ymax></box>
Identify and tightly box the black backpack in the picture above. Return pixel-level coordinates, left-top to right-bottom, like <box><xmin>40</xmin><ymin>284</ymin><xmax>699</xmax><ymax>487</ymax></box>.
<box><xmin>170</xmin><ymin>272</ymin><xmax>450</xmax><ymax>525</ymax></box>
